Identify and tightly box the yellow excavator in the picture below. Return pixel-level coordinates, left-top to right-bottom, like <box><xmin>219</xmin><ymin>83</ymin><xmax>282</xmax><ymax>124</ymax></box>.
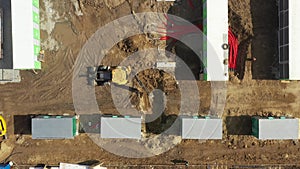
<box><xmin>93</xmin><ymin>61</ymin><xmax>175</xmax><ymax>86</ymax></box>
<box><xmin>95</xmin><ymin>65</ymin><xmax>131</xmax><ymax>86</ymax></box>
<box><xmin>0</xmin><ymin>115</ymin><xmax>7</xmax><ymax>139</ymax></box>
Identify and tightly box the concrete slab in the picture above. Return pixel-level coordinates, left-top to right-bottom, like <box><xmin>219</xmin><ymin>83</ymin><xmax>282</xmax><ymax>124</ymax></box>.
<box><xmin>0</xmin><ymin>69</ymin><xmax>20</xmax><ymax>84</ymax></box>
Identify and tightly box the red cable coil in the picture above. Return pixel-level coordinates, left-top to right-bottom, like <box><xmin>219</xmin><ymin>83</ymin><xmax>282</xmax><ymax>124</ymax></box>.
<box><xmin>228</xmin><ymin>28</ymin><xmax>238</xmax><ymax>70</ymax></box>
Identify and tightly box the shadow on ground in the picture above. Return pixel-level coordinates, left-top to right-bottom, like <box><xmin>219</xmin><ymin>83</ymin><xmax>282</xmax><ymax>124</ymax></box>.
<box><xmin>250</xmin><ymin>0</ymin><xmax>279</xmax><ymax>79</ymax></box>
<box><xmin>13</xmin><ymin>115</ymin><xmax>32</xmax><ymax>134</ymax></box>
<box><xmin>226</xmin><ymin>116</ymin><xmax>252</xmax><ymax>135</ymax></box>
<box><xmin>146</xmin><ymin>114</ymin><xmax>180</xmax><ymax>135</ymax></box>
<box><xmin>166</xmin><ymin>0</ymin><xmax>203</xmax><ymax>80</ymax></box>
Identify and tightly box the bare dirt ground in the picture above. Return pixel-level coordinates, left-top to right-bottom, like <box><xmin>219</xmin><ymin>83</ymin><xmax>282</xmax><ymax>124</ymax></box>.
<box><xmin>1</xmin><ymin>0</ymin><xmax>300</xmax><ymax>168</ymax></box>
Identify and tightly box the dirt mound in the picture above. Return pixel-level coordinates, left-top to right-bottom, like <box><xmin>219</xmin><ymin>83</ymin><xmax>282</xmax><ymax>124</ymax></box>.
<box><xmin>130</xmin><ymin>69</ymin><xmax>179</xmax><ymax>113</ymax></box>
<box><xmin>141</xmin><ymin>135</ymin><xmax>181</xmax><ymax>155</ymax></box>
<box><xmin>228</xmin><ymin>0</ymin><xmax>253</xmax><ymax>39</ymax></box>
<box><xmin>104</xmin><ymin>0</ymin><xmax>127</xmax><ymax>9</ymax></box>
<box><xmin>0</xmin><ymin>140</ymin><xmax>14</xmax><ymax>162</ymax></box>
<box><xmin>117</xmin><ymin>38</ymin><xmax>139</xmax><ymax>53</ymax></box>
<box><xmin>81</xmin><ymin>0</ymin><xmax>105</xmax><ymax>11</ymax></box>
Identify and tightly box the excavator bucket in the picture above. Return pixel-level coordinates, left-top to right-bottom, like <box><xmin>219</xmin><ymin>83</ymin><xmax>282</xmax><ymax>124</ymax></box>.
<box><xmin>111</xmin><ymin>66</ymin><xmax>131</xmax><ymax>85</ymax></box>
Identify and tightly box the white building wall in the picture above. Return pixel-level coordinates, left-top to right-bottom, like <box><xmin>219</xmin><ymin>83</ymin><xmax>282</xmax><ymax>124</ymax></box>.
<box><xmin>204</xmin><ymin>0</ymin><xmax>228</xmax><ymax>81</ymax></box>
<box><xmin>289</xmin><ymin>0</ymin><xmax>300</xmax><ymax>80</ymax></box>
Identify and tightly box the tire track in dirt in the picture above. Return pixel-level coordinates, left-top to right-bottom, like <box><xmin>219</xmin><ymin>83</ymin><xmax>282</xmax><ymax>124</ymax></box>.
<box><xmin>226</xmin><ymin>82</ymin><xmax>296</xmax><ymax>115</ymax></box>
<box><xmin>284</xmin><ymin>82</ymin><xmax>300</xmax><ymax>117</ymax></box>
<box><xmin>10</xmin><ymin>45</ymin><xmax>77</xmax><ymax>112</ymax></box>
<box><xmin>36</xmin><ymin>51</ymin><xmax>74</xmax><ymax>101</ymax></box>
<box><xmin>29</xmin><ymin>66</ymin><xmax>69</xmax><ymax>102</ymax></box>
<box><xmin>27</xmin><ymin>23</ymin><xmax>82</xmax><ymax>103</ymax></box>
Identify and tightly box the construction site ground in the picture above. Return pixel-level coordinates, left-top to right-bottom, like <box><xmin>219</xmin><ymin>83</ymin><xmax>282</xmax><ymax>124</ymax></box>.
<box><xmin>1</xmin><ymin>0</ymin><xmax>300</xmax><ymax>168</ymax></box>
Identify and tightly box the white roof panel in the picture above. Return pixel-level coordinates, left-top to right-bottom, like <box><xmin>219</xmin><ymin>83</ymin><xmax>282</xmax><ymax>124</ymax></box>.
<box><xmin>206</xmin><ymin>0</ymin><xmax>228</xmax><ymax>81</ymax></box>
<box><xmin>257</xmin><ymin>118</ymin><xmax>299</xmax><ymax>140</ymax></box>
<box><xmin>101</xmin><ymin>117</ymin><xmax>141</xmax><ymax>139</ymax></box>
<box><xmin>11</xmin><ymin>0</ymin><xmax>35</xmax><ymax>69</ymax></box>
<box><xmin>59</xmin><ymin>163</ymin><xmax>89</xmax><ymax>169</ymax></box>
<box><xmin>32</xmin><ymin>117</ymin><xmax>75</xmax><ymax>139</ymax></box>
<box><xmin>181</xmin><ymin>117</ymin><xmax>222</xmax><ymax>139</ymax></box>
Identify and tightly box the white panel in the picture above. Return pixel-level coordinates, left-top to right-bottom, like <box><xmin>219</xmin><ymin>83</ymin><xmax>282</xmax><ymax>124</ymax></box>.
<box><xmin>289</xmin><ymin>0</ymin><xmax>300</xmax><ymax>80</ymax></box>
<box><xmin>258</xmin><ymin>118</ymin><xmax>299</xmax><ymax>140</ymax></box>
<box><xmin>101</xmin><ymin>117</ymin><xmax>141</xmax><ymax>139</ymax></box>
<box><xmin>59</xmin><ymin>163</ymin><xmax>89</xmax><ymax>169</ymax></box>
<box><xmin>156</xmin><ymin>62</ymin><xmax>176</xmax><ymax>68</ymax></box>
<box><xmin>11</xmin><ymin>0</ymin><xmax>35</xmax><ymax>69</ymax></box>
<box><xmin>32</xmin><ymin>117</ymin><xmax>74</xmax><ymax>139</ymax></box>
<box><xmin>182</xmin><ymin>117</ymin><xmax>222</xmax><ymax>139</ymax></box>
<box><xmin>206</xmin><ymin>0</ymin><xmax>228</xmax><ymax>81</ymax></box>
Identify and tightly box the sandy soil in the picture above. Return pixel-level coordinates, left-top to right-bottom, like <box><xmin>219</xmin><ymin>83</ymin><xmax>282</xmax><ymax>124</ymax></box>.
<box><xmin>1</xmin><ymin>0</ymin><xmax>300</xmax><ymax>168</ymax></box>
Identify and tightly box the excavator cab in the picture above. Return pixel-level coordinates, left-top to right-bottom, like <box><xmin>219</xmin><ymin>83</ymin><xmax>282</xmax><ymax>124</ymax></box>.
<box><xmin>95</xmin><ymin>66</ymin><xmax>112</xmax><ymax>86</ymax></box>
<box><xmin>0</xmin><ymin>115</ymin><xmax>7</xmax><ymax>138</ymax></box>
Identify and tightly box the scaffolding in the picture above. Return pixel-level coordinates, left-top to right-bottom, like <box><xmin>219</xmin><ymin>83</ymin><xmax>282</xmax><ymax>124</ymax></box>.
<box><xmin>278</xmin><ymin>0</ymin><xmax>289</xmax><ymax>79</ymax></box>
